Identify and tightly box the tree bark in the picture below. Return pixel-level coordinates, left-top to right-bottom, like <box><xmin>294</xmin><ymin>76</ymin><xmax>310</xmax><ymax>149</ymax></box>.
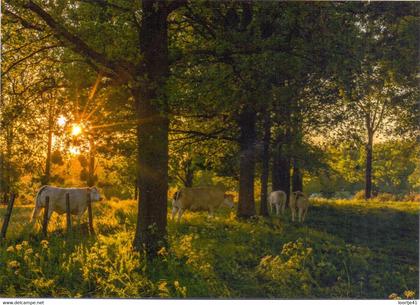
<box><xmin>184</xmin><ymin>158</ymin><xmax>194</xmax><ymax>187</ymax></box>
<box><xmin>259</xmin><ymin>110</ymin><xmax>271</xmax><ymax>217</ymax></box>
<box><xmin>237</xmin><ymin>105</ymin><xmax>256</xmax><ymax>218</ymax></box>
<box><xmin>134</xmin><ymin>179</ymin><xmax>138</xmax><ymax>201</ymax></box>
<box><xmin>42</xmin><ymin>103</ymin><xmax>53</xmax><ymax>185</ymax></box>
<box><xmin>365</xmin><ymin>132</ymin><xmax>373</xmax><ymax>199</ymax></box>
<box><xmin>133</xmin><ymin>1</ymin><xmax>170</xmax><ymax>256</ymax></box>
<box><xmin>87</xmin><ymin>133</ymin><xmax>96</xmax><ymax>187</ymax></box>
<box><xmin>292</xmin><ymin>158</ymin><xmax>303</xmax><ymax>192</ymax></box>
<box><xmin>272</xmin><ymin>136</ymin><xmax>291</xmax><ymax>202</ymax></box>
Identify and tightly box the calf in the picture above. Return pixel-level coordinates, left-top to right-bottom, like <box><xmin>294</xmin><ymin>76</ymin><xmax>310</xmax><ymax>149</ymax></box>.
<box><xmin>289</xmin><ymin>191</ymin><xmax>309</xmax><ymax>222</ymax></box>
<box><xmin>268</xmin><ymin>190</ymin><xmax>287</xmax><ymax>216</ymax></box>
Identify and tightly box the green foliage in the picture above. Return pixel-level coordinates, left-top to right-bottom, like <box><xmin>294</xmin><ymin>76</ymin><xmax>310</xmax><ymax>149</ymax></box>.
<box><xmin>0</xmin><ymin>197</ymin><xmax>418</xmax><ymax>298</ymax></box>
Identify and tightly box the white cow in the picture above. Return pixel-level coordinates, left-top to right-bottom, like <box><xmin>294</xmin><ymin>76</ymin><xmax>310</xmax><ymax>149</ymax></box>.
<box><xmin>289</xmin><ymin>191</ymin><xmax>309</xmax><ymax>222</ymax></box>
<box><xmin>172</xmin><ymin>187</ymin><xmax>234</xmax><ymax>222</ymax></box>
<box><xmin>268</xmin><ymin>190</ymin><xmax>287</xmax><ymax>216</ymax></box>
<box><xmin>31</xmin><ymin>185</ymin><xmax>101</xmax><ymax>222</ymax></box>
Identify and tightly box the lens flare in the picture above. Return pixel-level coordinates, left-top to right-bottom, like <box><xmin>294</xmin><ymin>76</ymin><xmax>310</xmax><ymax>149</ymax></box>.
<box><xmin>57</xmin><ymin>116</ymin><xmax>67</xmax><ymax>127</ymax></box>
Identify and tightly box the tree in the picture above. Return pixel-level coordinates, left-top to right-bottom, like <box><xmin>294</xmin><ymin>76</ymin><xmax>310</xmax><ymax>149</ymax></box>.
<box><xmin>9</xmin><ymin>0</ymin><xmax>186</xmax><ymax>255</ymax></box>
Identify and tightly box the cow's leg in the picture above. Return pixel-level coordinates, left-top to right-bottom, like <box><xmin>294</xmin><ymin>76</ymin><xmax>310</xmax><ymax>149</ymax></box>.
<box><xmin>268</xmin><ymin>201</ymin><xmax>272</xmax><ymax>214</ymax></box>
<box><xmin>171</xmin><ymin>206</ymin><xmax>178</xmax><ymax>221</ymax></box>
<box><xmin>47</xmin><ymin>208</ymin><xmax>54</xmax><ymax>222</ymax></box>
<box><xmin>281</xmin><ymin>202</ymin><xmax>286</xmax><ymax>215</ymax></box>
<box><xmin>302</xmin><ymin>208</ymin><xmax>308</xmax><ymax>222</ymax></box>
<box><xmin>275</xmin><ymin>203</ymin><xmax>280</xmax><ymax>216</ymax></box>
<box><xmin>177</xmin><ymin>208</ymin><xmax>184</xmax><ymax>222</ymax></box>
<box><xmin>208</xmin><ymin>207</ymin><xmax>215</xmax><ymax>218</ymax></box>
<box><xmin>291</xmin><ymin>208</ymin><xmax>295</xmax><ymax>222</ymax></box>
<box><xmin>298</xmin><ymin>208</ymin><xmax>303</xmax><ymax>223</ymax></box>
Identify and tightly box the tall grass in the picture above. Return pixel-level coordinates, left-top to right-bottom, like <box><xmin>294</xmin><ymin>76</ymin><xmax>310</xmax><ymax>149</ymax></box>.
<box><xmin>0</xmin><ymin>198</ymin><xmax>418</xmax><ymax>298</ymax></box>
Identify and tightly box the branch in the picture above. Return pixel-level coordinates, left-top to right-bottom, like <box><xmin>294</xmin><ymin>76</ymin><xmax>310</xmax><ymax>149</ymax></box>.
<box><xmin>77</xmin><ymin>0</ymin><xmax>131</xmax><ymax>12</ymax></box>
<box><xmin>2</xmin><ymin>34</ymin><xmax>53</xmax><ymax>56</ymax></box>
<box><xmin>2</xmin><ymin>44</ymin><xmax>59</xmax><ymax>76</ymax></box>
<box><xmin>24</xmin><ymin>0</ymin><xmax>134</xmax><ymax>81</ymax></box>
<box><xmin>170</xmin><ymin>128</ymin><xmax>237</xmax><ymax>142</ymax></box>
<box><xmin>3</xmin><ymin>8</ymin><xmax>45</xmax><ymax>31</ymax></box>
<box><xmin>166</xmin><ymin>0</ymin><xmax>188</xmax><ymax>13</ymax></box>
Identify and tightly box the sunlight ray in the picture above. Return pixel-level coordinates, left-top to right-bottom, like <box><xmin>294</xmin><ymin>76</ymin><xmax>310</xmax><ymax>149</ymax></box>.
<box><xmin>84</xmin><ymin>97</ymin><xmax>105</xmax><ymax>122</ymax></box>
<box><xmin>90</xmin><ymin>116</ymin><xmax>162</xmax><ymax>130</ymax></box>
<box><xmin>80</xmin><ymin>72</ymin><xmax>102</xmax><ymax>120</ymax></box>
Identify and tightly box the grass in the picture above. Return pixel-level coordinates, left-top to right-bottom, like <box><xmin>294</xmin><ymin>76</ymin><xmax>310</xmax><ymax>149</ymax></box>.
<box><xmin>0</xmin><ymin>198</ymin><xmax>418</xmax><ymax>299</ymax></box>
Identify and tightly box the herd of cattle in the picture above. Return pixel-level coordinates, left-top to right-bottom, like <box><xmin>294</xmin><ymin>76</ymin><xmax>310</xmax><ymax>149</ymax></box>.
<box><xmin>31</xmin><ymin>185</ymin><xmax>310</xmax><ymax>224</ymax></box>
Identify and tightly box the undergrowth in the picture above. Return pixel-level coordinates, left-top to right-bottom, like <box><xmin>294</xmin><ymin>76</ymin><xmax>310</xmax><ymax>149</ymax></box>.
<box><xmin>0</xmin><ymin>198</ymin><xmax>418</xmax><ymax>298</ymax></box>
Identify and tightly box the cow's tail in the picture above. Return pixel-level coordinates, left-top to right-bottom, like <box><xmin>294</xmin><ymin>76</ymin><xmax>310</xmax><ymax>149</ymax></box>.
<box><xmin>31</xmin><ymin>185</ymin><xmax>48</xmax><ymax>222</ymax></box>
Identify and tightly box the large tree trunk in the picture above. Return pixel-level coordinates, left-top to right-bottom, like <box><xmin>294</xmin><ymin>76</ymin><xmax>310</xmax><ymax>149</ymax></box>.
<box><xmin>237</xmin><ymin>105</ymin><xmax>256</xmax><ymax>218</ymax></box>
<box><xmin>133</xmin><ymin>1</ymin><xmax>169</xmax><ymax>256</ymax></box>
<box><xmin>272</xmin><ymin>136</ymin><xmax>291</xmax><ymax>202</ymax></box>
<box><xmin>134</xmin><ymin>179</ymin><xmax>138</xmax><ymax>200</ymax></box>
<box><xmin>259</xmin><ymin>110</ymin><xmax>271</xmax><ymax>217</ymax></box>
<box><xmin>292</xmin><ymin>158</ymin><xmax>303</xmax><ymax>192</ymax></box>
<box><xmin>365</xmin><ymin>132</ymin><xmax>373</xmax><ymax>200</ymax></box>
<box><xmin>278</xmin><ymin>154</ymin><xmax>291</xmax><ymax>205</ymax></box>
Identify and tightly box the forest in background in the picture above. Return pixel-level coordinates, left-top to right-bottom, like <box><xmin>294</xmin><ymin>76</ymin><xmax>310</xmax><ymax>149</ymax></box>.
<box><xmin>1</xmin><ymin>1</ymin><xmax>419</xmax><ymax>254</ymax></box>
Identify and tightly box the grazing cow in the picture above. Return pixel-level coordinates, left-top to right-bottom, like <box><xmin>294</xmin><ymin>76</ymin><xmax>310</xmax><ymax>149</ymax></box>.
<box><xmin>172</xmin><ymin>187</ymin><xmax>234</xmax><ymax>222</ymax></box>
<box><xmin>31</xmin><ymin>185</ymin><xmax>101</xmax><ymax>222</ymax></box>
<box><xmin>289</xmin><ymin>191</ymin><xmax>309</xmax><ymax>222</ymax></box>
<box><xmin>268</xmin><ymin>190</ymin><xmax>287</xmax><ymax>216</ymax></box>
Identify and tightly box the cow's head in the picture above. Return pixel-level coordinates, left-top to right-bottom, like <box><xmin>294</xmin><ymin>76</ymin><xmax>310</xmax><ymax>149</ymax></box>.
<box><xmin>90</xmin><ymin>187</ymin><xmax>102</xmax><ymax>202</ymax></box>
<box><xmin>31</xmin><ymin>197</ymin><xmax>45</xmax><ymax>223</ymax></box>
<box><xmin>30</xmin><ymin>201</ymin><xmax>43</xmax><ymax>223</ymax></box>
<box><xmin>31</xmin><ymin>186</ymin><xmax>47</xmax><ymax>223</ymax></box>
<box><xmin>223</xmin><ymin>194</ymin><xmax>235</xmax><ymax>209</ymax></box>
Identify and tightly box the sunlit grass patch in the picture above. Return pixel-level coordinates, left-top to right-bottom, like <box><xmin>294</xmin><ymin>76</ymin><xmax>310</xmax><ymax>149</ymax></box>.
<box><xmin>0</xmin><ymin>198</ymin><xmax>418</xmax><ymax>298</ymax></box>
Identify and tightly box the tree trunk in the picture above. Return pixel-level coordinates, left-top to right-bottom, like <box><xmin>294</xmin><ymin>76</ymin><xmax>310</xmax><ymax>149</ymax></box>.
<box><xmin>3</xmin><ymin>127</ymin><xmax>13</xmax><ymax>205</ymax></box>
<box><xmin>272</xmin><ymin>143</ymin><xmax>280</xmax><ymax>191</ymax></box>
<box><xmin>87</xmin><ymin>133</ymin><xmax>96</xmax><ymax>187</ymax></box>
<box><xmin>278</xmin><ymin>154</ymin><xmax>291</xmax><ymax>205</ymax></box>
<box><xmin>184</xmin><ymin>158</ymin><xmax>194</xmax><ymax>187</ymax></box>
<box><xmin>272</xmin><ymin>139</ymin><xmax>291</xmax><ymax>202</ymax></box>
<box><xmin>237</xmin><ymin>105</ymin><xmax>257</xmax><ymax>218</ymax></box>
<box><xmin>133</xmin><ymin>1</ymin><xmax>169</xmax><ymax>256</ymax></box>
<box><xmin>365</xmin><ymin>132</ymin><xmax>373</xmax><ymax>200</ymax></box>
<box><xmin>134</xmin><ymin>179</ymin><xmax>138</xmax><ymax>200</ymax></box>
<box><xmin>42</xmin><ymin>104</ymin><xmax>53</xmax><ymax>185</ymax></box>
<box><xmin>260</xmin><ymin>110</ymin><xmax>271</xmax><ymax>217</ymax></box>
<box><xmin>292</xmin><ymin>158</ymin><xmax>303</xmax><ymax>192</ymax></box>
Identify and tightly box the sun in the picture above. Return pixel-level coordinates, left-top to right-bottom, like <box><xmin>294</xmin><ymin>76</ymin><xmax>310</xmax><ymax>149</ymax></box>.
<box><xmin>71</xmin><ymin>124</ymin><xmax>83</xmax><ymax>136</ymax></box>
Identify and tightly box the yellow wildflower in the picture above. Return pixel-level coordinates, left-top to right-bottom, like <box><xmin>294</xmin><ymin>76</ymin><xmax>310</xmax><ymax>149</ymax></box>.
<box><xmin>404</xmin><ymin>290</ymin><xmax>416</xmax><ymax>299</ymax></box>
<box><xmin>21</xmin><ymin>241</ymin><xmax>29</xmax><ymax>247</ymax></box>
<box><xmin>8</xmin><ymin>260</ymin><xmax>20</xmax><ymax>269</ymax></box>
<box><xmin>6</xmin><ymin>246</ymin><xmax>14</xmax><ymax>253</ymax></box>
<box><xmin>389</xmin><ymin>293</ymin><xmax>401</xmax><ymax>300</ymax></box>
<box><xmin>25</xmin><ymin>248</ymin><xmax>33</xmax><ymax>255</ymax></box>
<box><xmin>158</xmin><ymin>247</ymin><xmax>168</xmax><ymax>256</ymax></box>
<box><xmin>15</xmin><ymin>244</ymin><xmax>22</xmax><ymax>251</ymax></box>
<box><xmin>41</xmin><ymin>240</ymin><xmax>49</xmax><ymax>249</ymax></box>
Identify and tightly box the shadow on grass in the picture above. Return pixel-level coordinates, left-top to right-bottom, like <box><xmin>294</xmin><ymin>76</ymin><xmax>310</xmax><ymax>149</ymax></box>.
<box><xmin>305</xmin><ymin>202</ymin><xmax>419</xmax><ymax>265</ymax></box>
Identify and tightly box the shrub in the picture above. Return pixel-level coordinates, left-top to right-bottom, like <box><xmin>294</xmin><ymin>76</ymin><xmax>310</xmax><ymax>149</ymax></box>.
<box><xmin>373</xmin><ymin>193</ymin><xmax>397</xmax><ymax>202</ymax></box>
<box><xmin>403</xmin><ymin>193</ymin><xmax>420</xmax><ymax>202</ymax></box>
<box><xmin>353</xmin><ymin>190</ymin><xmax>365</xmax><ymax>200</ymax></box>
